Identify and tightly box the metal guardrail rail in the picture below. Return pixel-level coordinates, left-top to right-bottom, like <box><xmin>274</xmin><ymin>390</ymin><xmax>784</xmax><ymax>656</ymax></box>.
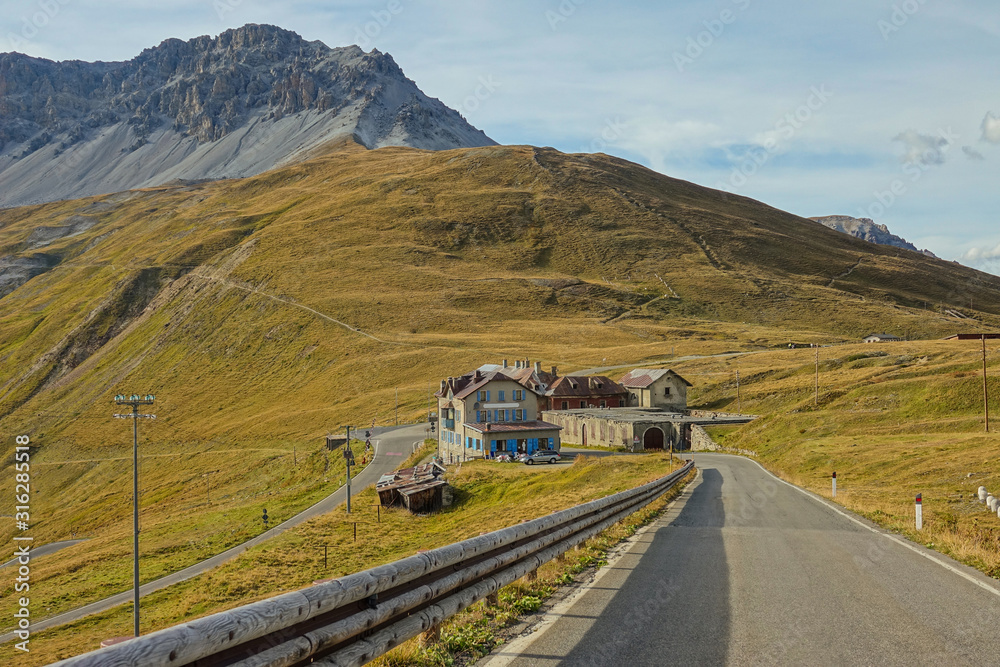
<box><xmin>52</xmin><ymin>461</ymin><xmax>694</xmax><ymax>667</ymax></box>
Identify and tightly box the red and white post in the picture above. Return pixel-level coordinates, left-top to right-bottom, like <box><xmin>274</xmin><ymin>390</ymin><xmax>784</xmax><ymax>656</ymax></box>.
<box><xmin>915</xmin><ymin>493</ymin><xmax>923</xmax><ymax>531</ymax></box>
<box><xmin>832</xmin><ymin>471</ymin><xmax>837</xmax><ymax>498</ymax></box>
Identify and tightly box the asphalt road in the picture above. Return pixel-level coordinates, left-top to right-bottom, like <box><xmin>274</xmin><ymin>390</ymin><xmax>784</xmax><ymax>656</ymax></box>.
<box><xmin>0</xmin><ymin>424</ymin><xmax>425</xmax><ymax>643</ymax></box>
<box><xmin>485</xmin><ymin>453</ymin><xmax>1000</xmax><ymax>666</ymax></box>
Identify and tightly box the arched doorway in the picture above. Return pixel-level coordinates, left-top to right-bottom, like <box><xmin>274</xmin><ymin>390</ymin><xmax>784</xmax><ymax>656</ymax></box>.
<box><xmin>643</xmin><ymin>427</ymin><xmax>664</xmax><ymax>450</ymax></box>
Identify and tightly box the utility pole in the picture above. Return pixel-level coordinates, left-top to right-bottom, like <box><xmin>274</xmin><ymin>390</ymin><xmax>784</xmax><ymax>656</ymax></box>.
<box><xmin>983</xmin><ymin>335</ymin><xmax>990</xmax><ymax>433</ymax></box>
<box><xmin>113</xmin><ymin>394</ymin><xmax>156</xmax><ymax>638</ymax></box>
<box><xmin>345</xmin><ymin>425</ymin><xmax>353</xmax><ymax>513</ymax></box>
<box><xmin>203</xmin><ymin>470</ymin><xmax>219</xmax><ymax>505</ymax></box>
<box><xmin>736</xmin><ymin>370</ymin><xmax>741</xmax><ymax>414</ymax></box>
<box><xmin>814</xmin><ymin>347</ymin><xmax>819</xmax><ymax>406</ymax></box>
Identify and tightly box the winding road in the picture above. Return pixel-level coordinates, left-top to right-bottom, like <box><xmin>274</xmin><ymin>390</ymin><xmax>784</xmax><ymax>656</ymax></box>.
<box><xmin>485</xmin><ymin>453</ymin><xmax>1000</xmax><ymax>666</ymax></box>
<box><xmin>0</xmin><ymin>424</ymin><xmax>426</xmax><ymax>643</ymax></box>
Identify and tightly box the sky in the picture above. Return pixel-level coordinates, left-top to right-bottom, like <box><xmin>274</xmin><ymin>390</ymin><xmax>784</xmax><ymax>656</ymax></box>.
<box><xmin>1</xmin><ymin>0</ymin><xmax>997</xmax><ymax>273</ymax></box>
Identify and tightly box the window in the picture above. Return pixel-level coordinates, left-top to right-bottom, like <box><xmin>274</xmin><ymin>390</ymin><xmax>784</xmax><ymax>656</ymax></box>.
<box><xmin>498</xmin><ymin>390</ymin><xmax>506</xmax><ymax>401</ymax></box>
<box><xmin>497</xmin><ymin>410</ymin><xmax>506</xmax><ymax>422</ymax></box>
<box><xmin>600</xmin><ymin>400</ymin><xmax>606</xmax><ymax>408</ymax></box>
<box><xmin>561</xmin><ymin>401</ymin><xmax>568</xmax><ymax>410</ymax></box>
<box><xmin>514</xmin><ymin>389</ymin><xmax>524</xmax><ymax>400</ymax></box>
<box><xmin>579</xmin><ymin>400</ymin><xmax>586</xmax><ymax>408</ymax></box>
<box><xmin>665</xmin><ymin>387</ymin><xmax>671</xmax><ymax>395</ymax></box>
<box><xmin>478</xmin><ymin>390</ymin><xmax>491</xmax><ymax>401</ymax></box>
<box><xmin>515</xmin><ymin>409</ymin><xmax>524</xmax><ymax>421</ymax></box>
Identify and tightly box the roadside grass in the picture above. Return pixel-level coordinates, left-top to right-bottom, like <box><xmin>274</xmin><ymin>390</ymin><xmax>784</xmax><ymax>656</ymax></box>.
<box><xmin>689</xmin><ymin>339</ymin><xmax>1000</xmax><ymax>580</ymax></box>
<box><xmin>12</xmin><ymin>453</ymin><xmax>685</xmax><ymax>665</ymax></box>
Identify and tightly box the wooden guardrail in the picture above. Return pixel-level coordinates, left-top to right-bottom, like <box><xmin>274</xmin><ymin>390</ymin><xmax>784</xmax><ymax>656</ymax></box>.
<box><xmin>52</xmin><ymin>461</ymin><xmax>694</xmax><ymax>667</ymax></box>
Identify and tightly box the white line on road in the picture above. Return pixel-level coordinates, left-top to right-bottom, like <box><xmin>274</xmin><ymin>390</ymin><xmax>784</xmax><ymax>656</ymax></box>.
<box><xmin>739</xmin><ymin>456</ymin><xmax>1000</xmax><ymax>599</ymax></box>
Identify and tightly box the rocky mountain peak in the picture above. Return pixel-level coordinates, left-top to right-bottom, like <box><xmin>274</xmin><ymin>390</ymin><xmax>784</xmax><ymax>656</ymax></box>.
<box><xmin>811</xmin><ymin>215</ymin><xmax>937</xmax><ymax>258</ymax></box>
<box><xmin>0</xmin><ymin>24</ymin><xmax>495</xmax><ymax>208</ymax></box>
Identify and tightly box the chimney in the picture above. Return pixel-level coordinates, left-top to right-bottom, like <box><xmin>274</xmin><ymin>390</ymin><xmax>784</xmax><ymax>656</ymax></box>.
<box><xmin>440</xmin><ymin>380</ymin><xmax>446</xmax><ymax>393</ymax></box>
<box><xmin>515</xmin><ymin>360</ymin><xmax>522</xmax><ymax>369</ymax></box>
<box><xmin>534</xmin><ymin>361</ymin><xmax>541</xmax><ymax>373</ymax></box>
<box><xmin>551</xmin><ymin>366</ymin><xmax>558</xmax><ymax>377</ymax></box>
<box><xmin>474</xmin><ymin>369</ymin><xmax>482</xmax><ymax>381</ymax></box>
<box><xmin>502</xmin><ymin>359</ymin><xmax>508</xmax><ymax>368</ymax></box>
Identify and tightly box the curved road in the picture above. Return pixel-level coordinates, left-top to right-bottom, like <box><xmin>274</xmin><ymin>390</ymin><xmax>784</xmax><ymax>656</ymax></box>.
<box><xmin>485</xmin><ymin>453</ymin><xmax>1000</xmax><ymax>666</ymax></box>
<box><xmin>0</xmin><ymin>424</ymin><xmax>426</xmax><ymax>643</ymax></box>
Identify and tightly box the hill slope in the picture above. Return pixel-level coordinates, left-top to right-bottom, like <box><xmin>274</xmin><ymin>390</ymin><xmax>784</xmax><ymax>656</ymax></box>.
<box><xmin>2</xmin><ymin>141</ymin><xmax>1000</xmax><ymax>572</ymax></box>
<box><xmin>0</xmin><ymin>24</ymin><xmax>495</xmax><ymax>208</ymax></box>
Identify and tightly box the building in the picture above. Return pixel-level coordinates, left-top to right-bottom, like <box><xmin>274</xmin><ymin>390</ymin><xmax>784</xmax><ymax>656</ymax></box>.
<box><xmin>542</xmin><ymin>407</ymin><xmax>756</xmax><ymax>451</ymax></box>
<box><xmin>436</xmin><ymin>368</ymin><xmax>562</xmax><ymax>462</ymax></box>
<box><xmin>863</xmin><ymin>333</ymin><xmax>902</xmax><ymax>343</ymax></box>
<box><xmin>619</xmin><ymin>368</ymin><xmax>692</xmax><ymax>410</ymax></box>
<box><xmin>498</xmin><ymin>360</ymin><xmax>629</xmax><ymax>412</ymax></box>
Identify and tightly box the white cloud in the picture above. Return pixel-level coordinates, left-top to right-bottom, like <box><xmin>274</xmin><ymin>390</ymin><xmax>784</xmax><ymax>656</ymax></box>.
<box><xmin>961</xmin><ymin>243</ymin><xmax>1000</xmax><ymax>276</ymax></box>
<box><xmin>963</xmin><ymin>145</ymin><xmax>985</xmax><ymax>160</ymax></box>
<box><xmin>981</xmin><ymin>112</ymin><xmax>1000</xmax><ymax>144</ymax></box>
<box><xmin>892</xmin><ymin>129</ymin><xmax>951</xmax><ymax>166</ymax></box>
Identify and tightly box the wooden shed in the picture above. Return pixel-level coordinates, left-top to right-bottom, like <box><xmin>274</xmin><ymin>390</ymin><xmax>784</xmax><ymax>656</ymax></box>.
<box><xmin>376</xmin><ymin>461</ymin><xmax>448</xmax><ymax>514</ymax></box>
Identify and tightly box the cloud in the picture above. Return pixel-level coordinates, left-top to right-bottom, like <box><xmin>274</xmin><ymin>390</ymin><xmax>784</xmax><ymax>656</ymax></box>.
<box><xmin>981</xmin><ymin>112</ymin><xmax>1000</xmax><ymax>144</ymax></box>
<box><xmin>961</xmin><ymin>243</ymin><xmax>1000</xmax><ymax>268</ymax></box>
<box><xmin>963</xmin><ymin>145</ymin><xmax>985</xmax><ymax>160</ymax></box>
<box><xmin>892</xmin><ymin>129</ymin><xmax>950</xmax><ymax>166</ymax></box>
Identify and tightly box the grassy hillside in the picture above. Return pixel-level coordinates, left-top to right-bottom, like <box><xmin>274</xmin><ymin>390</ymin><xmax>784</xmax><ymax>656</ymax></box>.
<box><xmin>681</xmin><ymin>339</ymin><xmax>1000</xmax><ymax>577</ymax></box>
<box><xmin>2</xmin><ymin>139</ymin><xmax>1000</xmax><ymax>655</ymax></box>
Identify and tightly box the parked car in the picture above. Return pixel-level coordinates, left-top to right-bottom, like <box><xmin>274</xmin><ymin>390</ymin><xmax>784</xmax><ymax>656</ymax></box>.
<box><xmin>522</xmin><ymin>450</ymin><xmax>562</xmax><ymax>465</ymax></box>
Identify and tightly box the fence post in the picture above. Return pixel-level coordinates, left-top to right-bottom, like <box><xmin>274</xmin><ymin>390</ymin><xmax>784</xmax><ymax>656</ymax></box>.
<box><xmin>915</xmin><ymin>493</ymin><xmax>923</xmax><ymax>530</ymax></box>
<box><xmin>832</xmin><ymin>471</ymin><xmax>837</xmax><ymax>498</ymax></box>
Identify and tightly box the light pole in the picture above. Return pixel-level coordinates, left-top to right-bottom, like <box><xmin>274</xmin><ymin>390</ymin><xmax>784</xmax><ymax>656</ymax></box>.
<box><xmin>113</xmin><ymin>393</ymin><xmax>155</xmax><ymax>638</ymax></box>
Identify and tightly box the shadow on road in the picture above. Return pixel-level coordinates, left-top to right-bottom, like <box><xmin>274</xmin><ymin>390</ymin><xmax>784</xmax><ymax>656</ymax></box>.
<box><xmin>559</xmin><ymin>467</ymin><xmax>731</xmax><ymax>665</ymax></box>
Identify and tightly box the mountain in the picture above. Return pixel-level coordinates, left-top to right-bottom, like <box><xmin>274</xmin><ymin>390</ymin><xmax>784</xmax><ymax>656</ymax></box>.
<box><xmin>810</xmin><ymin>215</ymin><xmax>937</xmax><ymax>258</ymax></box>
<box><xmin>0</xmin><ymin>24</ymin><xmax>495</xmax><ymax>208</ymax></box>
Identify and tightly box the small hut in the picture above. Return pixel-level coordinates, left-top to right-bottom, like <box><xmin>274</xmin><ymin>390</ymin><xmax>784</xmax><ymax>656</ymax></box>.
<box><xmin>376</xmin><ymin>461</ymin><xmax>448</xmax><ymax>514</ymax></box>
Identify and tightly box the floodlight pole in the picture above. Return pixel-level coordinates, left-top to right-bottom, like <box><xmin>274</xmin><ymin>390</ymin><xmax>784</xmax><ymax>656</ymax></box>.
<box><xmin>113</xmin><ymin>394</ymin><xmax>155</xmax><ymax>637</ymax></box>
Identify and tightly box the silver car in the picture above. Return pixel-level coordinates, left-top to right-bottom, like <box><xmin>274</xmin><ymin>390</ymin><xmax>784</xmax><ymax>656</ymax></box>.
<box><xmin>521</xmin><ymin>450</ymin><xmax>562</xmax><ymax>465</ymax></box>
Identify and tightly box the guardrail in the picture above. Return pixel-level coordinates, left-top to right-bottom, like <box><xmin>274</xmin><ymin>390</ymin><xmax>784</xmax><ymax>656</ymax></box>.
<box><xmin>53</xmin><ymin>460</ymin><xmax>694</xmax><ymax>667</ymax></box>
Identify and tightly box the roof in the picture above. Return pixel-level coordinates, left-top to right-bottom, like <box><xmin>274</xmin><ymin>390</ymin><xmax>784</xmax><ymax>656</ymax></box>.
<box><xmin>619</xmin><ymin>368</ymin><xmax>692</xmax><ymax>388</ymax></box>
<box><xmin>547</xmin><ymin>375</ymin><xmax>628</xmax><ymax>398</ymax></box>
<box><xmin>436</xmin><ymin>369</ymin><xmax>545</xmax><ymax>401</ymax></box>
<box><xmin>864</xmin><ymin>333</ymin><xmax>902</xmax><ymax>340</ymax></box>
<box><xmin>943</xmin><ymin>333</ymin><xmax>1000</xmax><ymax>340</ymax></box>
<box><xmin>376</xmin><ymin>461</ymin><xmax>446</xmax><ymax>492</ymax></box>
<box><xmin>464</xmin><ymin>420</ymin><xmax>563</xmax><ymax>434</ymax></box>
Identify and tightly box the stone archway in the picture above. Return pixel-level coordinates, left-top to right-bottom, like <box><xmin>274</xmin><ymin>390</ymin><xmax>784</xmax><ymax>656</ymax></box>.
<box><xmin>643</xmin><ymin>427</ymin><xmax>665</xmax><ymax>450</ymax></box>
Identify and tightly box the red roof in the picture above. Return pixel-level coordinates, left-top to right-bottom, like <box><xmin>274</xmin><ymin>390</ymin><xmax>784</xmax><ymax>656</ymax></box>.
<box><xmin>547</xmin><ymin>375</ymin><xmax>627</xmax><ymax>398</ymax></box>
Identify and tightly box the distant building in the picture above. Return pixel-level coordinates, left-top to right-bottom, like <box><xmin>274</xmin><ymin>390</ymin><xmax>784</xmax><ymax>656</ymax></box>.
<box><xmin>436</xmin><ymin>368</ymin><xmax>562</xmax><ymax>462</ymax></box>
<box><xmin>504</xmin><ymin>360</ymin><xmax>628</xmax><ymax>411</ymax></box>
<box><xmin>619</xmin><ymin>368</ymin><xmax>692</xmax><ymax>410</ymax></box>
<box><xmin>863</xmin><ymin>333</ymin><xmax>902</xmax><ymax>344</ymax></box>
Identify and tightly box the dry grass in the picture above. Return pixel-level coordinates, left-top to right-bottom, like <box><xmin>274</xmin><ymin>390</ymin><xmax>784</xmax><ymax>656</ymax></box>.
<box><xmin>8</xmin><ymin>453</ymin><xmax>684</xmax><ymax>665</ymax></box>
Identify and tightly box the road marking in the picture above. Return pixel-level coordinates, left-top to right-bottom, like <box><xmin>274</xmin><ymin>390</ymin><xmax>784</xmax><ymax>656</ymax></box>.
<box><xmin>735</xmin><ymin>455</ymin><xmax>1000</xmax><ymax>599</ymax></box>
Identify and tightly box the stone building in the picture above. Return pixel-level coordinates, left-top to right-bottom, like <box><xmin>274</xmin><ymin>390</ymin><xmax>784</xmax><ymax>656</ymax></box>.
<box><xmin>619</xmin><ymin>368</ymin><xmax>692</xmax><ymax>410</ymax></box>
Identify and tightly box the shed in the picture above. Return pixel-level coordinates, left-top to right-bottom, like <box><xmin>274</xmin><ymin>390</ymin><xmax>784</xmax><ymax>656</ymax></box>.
<box><xmin>376</xmin><ymin>461</ymin><xmax>448</xmax><ymax>513</ymax></box>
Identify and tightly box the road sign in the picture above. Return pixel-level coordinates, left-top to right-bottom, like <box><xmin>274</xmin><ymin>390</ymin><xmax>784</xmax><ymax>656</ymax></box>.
<box><xmin>344</xmin><ymin>448</ymin><xmax>355</xmax><ymax>463</ymax></box>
